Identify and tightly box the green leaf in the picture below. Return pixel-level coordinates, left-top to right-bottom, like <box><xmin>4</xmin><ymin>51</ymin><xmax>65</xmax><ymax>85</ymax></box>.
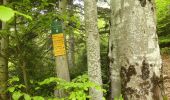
<box><xmin>14</xmin><ymin>11</ymin><xmax>32</xmax><ymax>20</ymax></box>
<box><xmin>24</xmin><ymin>94</ymin><xmax>31</xmax><ymax>100</ymax></box>
<box><xmin>30</xmin><ymin>80</ymin><xmax>33</xmax><ymax>84</ymax></box>
<box><xmin>0</xmin><ymin>6</ymin><xmax>32</xmax><ymax>22</ymax></box>
<box><xmin>0</xmin><ymin>6</ymin><xmax>15</xmax><ymax>22</ymax></box>
<box><xmin>8</xmin><ymin>87</ymin><xmax>15</xmax><ymax>93</ymax></box>
<box><xmin>35</xmin><ymin>87</ymin><xmax>40</xmax><ymax>90</ymax></box>
<box><xmin>48</xmin><ymin>98</ymin><xmax>59</xmax><ymax>100</ymax></box>
<box><xmin>102</xmin><ymin>97</ymin><xmax>106</xmax><ymax>100</ymax></box>
<box><xmin>39</xmin><ymin>77</ymin><xmax>59</xmax><ymax>85</ymax></box>
<box><xmin>17</xmin><ymin>84</ymin><xmax>26</xmax><ymax>89</ymax></box>
<box><xmin>8</xmin><ymin>76</ymin><xmax>19</xmax><ymax>84</ymax></box>
<box><xmin>114</xmin><ymin>94</ymin><xmax>123</xmax><ymax>100</ymax></box>
<box><xmin>32</xmin><ymin>96</ymin><xmax>45</xmax><ymax>100</ymax></box>
<box><xmin>12</xmin><ymin>91</ymin><xmax>23</xmax><ymax>100</ymax></box>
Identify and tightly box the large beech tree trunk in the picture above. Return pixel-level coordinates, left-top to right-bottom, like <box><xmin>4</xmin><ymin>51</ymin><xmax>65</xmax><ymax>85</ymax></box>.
<box><xmin>0</xmin><ymin>0</ymin><xmax>8</xmax><ymax>99</ymax></box>
<box><xmin>84</xmin><ymin>0</ymin><xmax>103</xmax><ymax>100</ymax></box>
<box><xmin>109</xmin><ymin>0</ymin><xmax>163</xmax><ymax>100</ymax></box>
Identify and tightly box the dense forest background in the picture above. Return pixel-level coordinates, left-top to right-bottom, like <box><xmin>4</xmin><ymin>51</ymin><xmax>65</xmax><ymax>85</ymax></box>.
<box><xmin>0</xmin><ymin>0</ymin><xmax>170</xmax><ymax>100</ymax></box>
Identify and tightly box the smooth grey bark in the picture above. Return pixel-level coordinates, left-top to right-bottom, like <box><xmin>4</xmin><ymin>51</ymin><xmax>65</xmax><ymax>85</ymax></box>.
<box><xmin>109</xmin><ymin>0</ymin><xmax>163</xmax><ymax>100</ymax></box>
<box><xmin>108</xmin><ymin>0</ymin><xmax>122</xmax><ymax>99</ymax></box>
<box><xmin>84</xmin><ymin>0</ymin><xmax>103</xmax><ymax>100</ymax></box>
<box><xmin>54</xmin><ymin>0</ymin><xmax>70</xmax><ymax>98</ymax></box>
<box><xmin>0</xmin><ymin>0</ymin><xmax>8</xmax><ymax>99</ymax></box>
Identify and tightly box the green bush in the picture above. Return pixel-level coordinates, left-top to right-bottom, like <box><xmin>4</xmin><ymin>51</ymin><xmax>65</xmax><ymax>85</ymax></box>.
<box><xmin>7</xmin><ymin>75</ymin><xmax>106</xmax><ymax>100</ymax></box>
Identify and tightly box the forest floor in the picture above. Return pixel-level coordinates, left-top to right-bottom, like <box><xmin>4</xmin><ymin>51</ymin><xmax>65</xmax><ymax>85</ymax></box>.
<box><xmin>162</xmin><ymin>54</ymin><xmax>170</xmax><ymax>99</ymax></box>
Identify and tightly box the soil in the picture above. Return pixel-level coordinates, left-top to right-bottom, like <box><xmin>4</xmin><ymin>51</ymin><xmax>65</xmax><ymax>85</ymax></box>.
<box><xmin>162</xmin><ymin>54</ymin><xmax>170</xmax><ymax>99</ymax></box>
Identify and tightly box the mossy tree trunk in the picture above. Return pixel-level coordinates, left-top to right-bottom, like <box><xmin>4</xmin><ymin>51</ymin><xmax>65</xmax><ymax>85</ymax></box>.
<box><xmin>0</xmin><ymin>0</ymin><xmax>8</xmax><ymax>99</ymax></box>
<box><xmin>109</xmin><ymin>0</ymin><xmax>163</xmax><ymax>100</ymax></box>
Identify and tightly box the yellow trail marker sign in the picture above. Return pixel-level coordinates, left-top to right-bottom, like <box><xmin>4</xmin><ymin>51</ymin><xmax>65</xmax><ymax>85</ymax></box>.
<box><xmin>52</xmin><ymin>33</ymin><xmax>66</xmax><ymax>56</ymax></box>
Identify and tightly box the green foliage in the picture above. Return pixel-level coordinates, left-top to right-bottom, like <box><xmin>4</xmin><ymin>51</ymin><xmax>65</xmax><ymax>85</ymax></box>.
<box><xmin>39</xmin><ymin>74</ymin><xmax>106</xmax><ymax>100</ymax></box>
<box><xmin>32</xmin><ymin>96</ymin><xmax>44</xmax><ymax>100</ymax></box>
<box><xmin>7</xmin><ymin>75</ymin><xmax>106</xmax><ymax>100</ymax></box>
<box><xmin>159</xmin><ymin>35</ymin><xmax>170</xmax><ymax>53</ymax></box>
<box><xmin>161</xmin><ymin>47</ymin><xmax>170</xmax><ymax>54</ymax></box>
<box><xmin>156</xmin><ymin>0</ymin><xmax>170</xmax><ymax>54</ymax></box>
<box><xmin>156</xmin><ymin>0</ymin><xmax>170</xmax><ymax>22</ymax></box>
<box><xmin>24</xmin><ymin>94</ymin><xmax>31</xmax><ymax>100</ymax></box>
<box><xmin>163</xmin><ymin>95</ymin><xmax>168</xmax><ymax>100</ymax></box>
<box><xmin>159</xmin><ymin>35</ymin><xmax>170</xmax><ymax>45</ymax></box>
<box><xmin>114</xmin><ymin>95</ymin><xmax>124</xmax><ymax>100</ymax></box>
<box><xmin>14</xmin><ymin>11</ymin><xmax>32</xmax><ymax>20</ymax></box>
<box><xmin>156</xmin><ymin>0</ymin><xmax>170</xmax><ymax>36</ymax></box>
<box><xmin>6</xmin><ymin>0</ymin><xmax>58</xmax><ymax>80</ymax></box>
<box><xmin>0</xmin><ymin>6</ymin><xmax>14</xmax><ymax>22</ymax></box>
<box><xmin>0</xmin><ymin>6</ymin><xmax>31</xmax><ymax>22</ymax></box>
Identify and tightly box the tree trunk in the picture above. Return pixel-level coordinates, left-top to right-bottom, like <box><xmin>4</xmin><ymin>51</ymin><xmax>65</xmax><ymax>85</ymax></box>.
<box><xmin>68</xmin><ymin>0</ymin><xmax>75</xmax><ymax>68</ymax></box>
<box><xmin>21</xmin><ymin>61</ymin><xmax>29</xmax><ymax>93</ymax></box>
<box><xmin>84</xmin><ymin>0</ymin><xmax>103</xmax><ymax>100</ymax></box>
<box><xmin>109</xmin><ymin>0</ymin><xmax>163</xmax><ymax>100</ymax></box>
<box><xmin>12</xmin><ymin>4</ymin><xmax>30</xmax><ymax>94</ymax></box>
<box><xmin>0</xmin><ymin>26</ymin><xmax>8</xmax><ymax>100</ymax></box>
<box><xmin>68</xmin><ymin>33</ymin><xmax>74</xmax><ymax>68</ymax></box>
<box><xmin>0</xmin><ymin>0</ymin><xmax>8</xmax><ymax>99</ymax></box>
<box><xmin>54</xmin><ymin>0</ymin><xmax>70</xmax><ymax>98</ymax></box>
<box><xmin>108</xmin><ymin>0</ymin><xmax>122</xmax><ymax>99</ymax></box>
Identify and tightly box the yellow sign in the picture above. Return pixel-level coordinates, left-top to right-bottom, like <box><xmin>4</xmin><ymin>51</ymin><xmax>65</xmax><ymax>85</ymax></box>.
<box><xmin>52</xmin><ymin>33</ymin><xmax>66</xmax><ymax>56</ymax></box>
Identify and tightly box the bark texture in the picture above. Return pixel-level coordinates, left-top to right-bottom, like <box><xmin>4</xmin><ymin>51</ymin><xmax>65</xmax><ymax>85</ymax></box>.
<box><xmin>21</xmin><ymin>61</ymin><xmax>29</xmax><ymax>93</ymax></box>
<box><xmin>68</xmin><ymin>0</ymin><xmax>75</xmax><ymax>68</ymax></box>
<box><xmin>162</xmin><ymin>55</ymin><xmax>170</xmax><ymax>99</ymax></box>
<box><xmin>109</xmin><ymin>0</ymin><xmax>163</xmax><ymax>100</ymax></box>
<box><xmin>68</xmin><ymin>33</ymin><xmax>74</xmax><ymax>68</ymax></box>
<box><xmin>84</xmin><ymin>0</ymin><xmax>103</xmax><ymax>100</ymax></box>
<box><xmin>0</xmin><ymin>25</ymin><xmax>8</xmax><ymax>100</ymax></box>
<box><xmin>54</xmin><ymin>0</ymin><xmax>70</xmax><ymax>98</ymax></box>
<box><xmin>0</xmin><ymin>0</ymin><xmax>8</xmax><ymax>99</ymax></box>
<box><xmin>108</xmin><ymin>0</ymin><xmax>122</xmax><ymax>99</ymax></box>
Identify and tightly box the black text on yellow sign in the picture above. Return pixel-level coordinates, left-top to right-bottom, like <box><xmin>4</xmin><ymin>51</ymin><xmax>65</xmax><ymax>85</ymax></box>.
<box><xmin>52</xmin><ymin>33</ymin><xmax>66</xmax><ymax>56</ymax></box>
